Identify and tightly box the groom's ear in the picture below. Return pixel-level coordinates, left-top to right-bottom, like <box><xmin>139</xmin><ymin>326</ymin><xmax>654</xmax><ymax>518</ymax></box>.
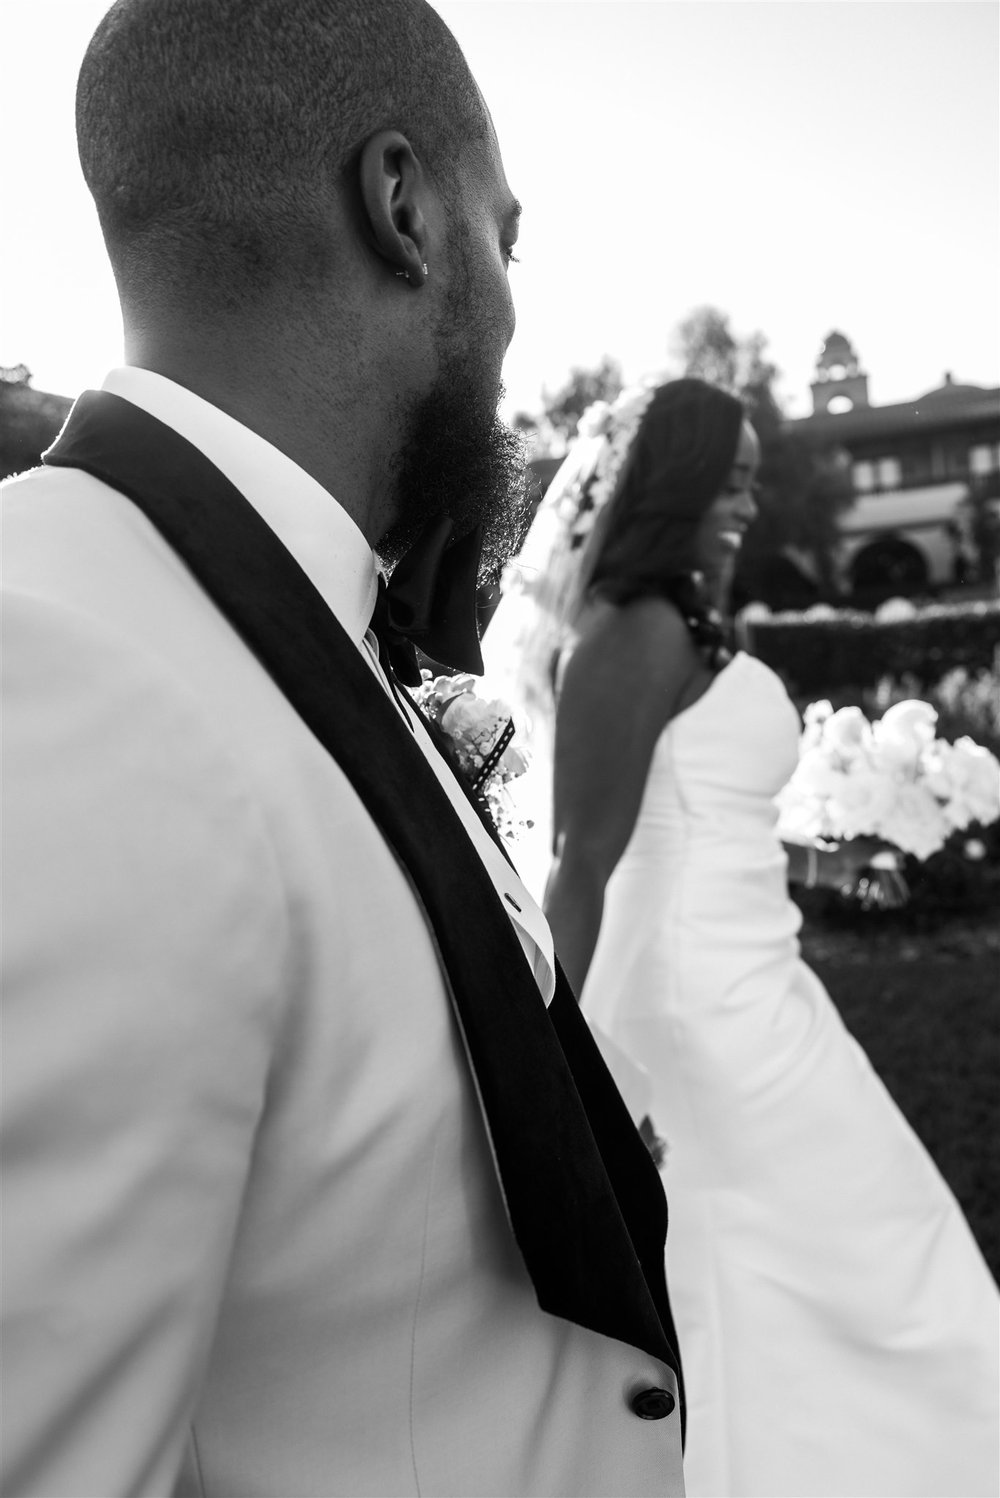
<box><xmin>358</xmin><ymin>130</ymin><xmax>431</xmax><ymax>288</ymax></box>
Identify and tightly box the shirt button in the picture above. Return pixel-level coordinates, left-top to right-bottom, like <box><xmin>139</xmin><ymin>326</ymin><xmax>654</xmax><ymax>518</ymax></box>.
<box><xmin>630</xmin><ymin>1387</ymin><xmax>676</xmax><ymax>1420</ymax></box>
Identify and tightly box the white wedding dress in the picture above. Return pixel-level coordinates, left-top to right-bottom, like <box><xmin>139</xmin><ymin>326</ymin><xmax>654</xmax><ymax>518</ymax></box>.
<box><xmin>579</xmin><ymin>651</ymin><xmax>999</xmax><ymax>1498</ymax></box>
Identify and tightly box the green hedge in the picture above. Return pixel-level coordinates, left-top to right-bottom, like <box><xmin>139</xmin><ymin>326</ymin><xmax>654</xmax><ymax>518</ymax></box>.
<box><xmin>741</xmin><ymin>600</ymin><xmax>1000</xmax><ymax>697</ymax></box>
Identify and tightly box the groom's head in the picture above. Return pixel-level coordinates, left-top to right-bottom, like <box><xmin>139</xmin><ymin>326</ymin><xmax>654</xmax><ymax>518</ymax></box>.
<box><xmin>76</xmin><ymin>0</ymin><xmax>525</xmax><ymax>571</ymax></box>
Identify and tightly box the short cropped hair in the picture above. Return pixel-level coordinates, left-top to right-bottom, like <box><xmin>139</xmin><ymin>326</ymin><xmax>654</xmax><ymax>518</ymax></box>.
<box><xmin>589</xmin><ymin>379</ymin><xmax>745</xmax><ymax>601</ymax></box>
<box><xmin>77</xmin><ymin>0</ymin><xmax>488</xmax><ymax>307</ymax></box>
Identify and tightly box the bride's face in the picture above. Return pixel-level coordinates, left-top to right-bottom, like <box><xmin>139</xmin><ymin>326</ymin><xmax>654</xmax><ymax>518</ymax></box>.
<box><xmin>695</xmin><ymin>420</ymin><xmax>761</xmax><ymax>572</ymax></box>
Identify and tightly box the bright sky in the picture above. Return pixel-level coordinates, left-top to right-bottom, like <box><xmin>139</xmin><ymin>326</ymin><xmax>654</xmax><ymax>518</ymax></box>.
<box><xmin>2</xmin><ymin>0</ymin><xmax>997</xmax><ymax>418</ymax></box>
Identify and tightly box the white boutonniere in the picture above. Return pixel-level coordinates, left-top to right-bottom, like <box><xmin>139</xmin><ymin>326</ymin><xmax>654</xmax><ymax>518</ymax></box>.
<box><xmin>414</xmin><ymin>673</ymin><xmax>531</xmax><ymax>841</ymax></box>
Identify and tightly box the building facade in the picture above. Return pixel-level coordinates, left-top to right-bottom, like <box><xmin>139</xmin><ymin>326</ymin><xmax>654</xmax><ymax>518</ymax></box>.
<box><xmin>787</xmin><ymin>333</ymin><xmax>1000</xmax><ymax>600</ymax></box>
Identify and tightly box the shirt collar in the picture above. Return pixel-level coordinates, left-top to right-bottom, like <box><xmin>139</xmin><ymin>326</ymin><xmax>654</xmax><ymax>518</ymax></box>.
<box><xmin>101</xmin><ymin>366</ymin><xmax>379</xmax><ymax>646</ymax></box>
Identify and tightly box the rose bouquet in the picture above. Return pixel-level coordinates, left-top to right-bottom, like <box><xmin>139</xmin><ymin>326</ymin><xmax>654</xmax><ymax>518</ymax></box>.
<box><xmin>776</xmin><ymin>698</ymin><xmax>1000</xmax><ymax>907</ymax></box>
<box><xmin>413</xmin><ymin>672</ymin><xmax>531</xmax><ymax>842</ymax></box>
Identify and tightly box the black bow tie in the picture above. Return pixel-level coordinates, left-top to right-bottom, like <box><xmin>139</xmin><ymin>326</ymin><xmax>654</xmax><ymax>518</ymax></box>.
<box><xmin>372</xmin><ymin>517</ymin><xmax>485</xmax><ymax>686</ymax></box>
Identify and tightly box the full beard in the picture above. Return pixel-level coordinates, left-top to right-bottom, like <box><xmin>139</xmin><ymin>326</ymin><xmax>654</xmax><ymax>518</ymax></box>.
<box><xmin>378</xmin><ymin>371</ymin><xmax>526</xmax><ymax>584</ymax></box>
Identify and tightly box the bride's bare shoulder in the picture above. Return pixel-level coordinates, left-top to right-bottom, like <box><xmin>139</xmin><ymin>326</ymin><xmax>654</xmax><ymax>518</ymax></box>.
<box><xmin>569</xmin><ymin>593</ymin><xmax>698</xmax><ymax>673</ymax></box>
<box><xmin>555</xmin><ymin>595</ymin><xmax>703</xmax><ymax>730</ymax></box>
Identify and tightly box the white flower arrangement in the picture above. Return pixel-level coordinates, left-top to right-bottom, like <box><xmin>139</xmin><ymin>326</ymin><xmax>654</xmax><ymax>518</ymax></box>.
<box><xmin>413</xmin><ymin>672</ymin><xmax>531</xmax><ymax>841</ymax></box>
<box><xmin>777</xmin><ymin>698</ymin><xmax>1000</xmax><ymax>865</ymax></box>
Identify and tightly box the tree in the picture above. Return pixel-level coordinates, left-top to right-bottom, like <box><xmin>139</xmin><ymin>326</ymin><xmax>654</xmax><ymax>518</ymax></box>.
<box><xmin>736</xmin><ymin>418</ymin><xmax>855</xmax><ymax>605</ymax></box>
<box><xmin>672</xmin><ymin>306</ymin><xmax>740</xmax><ymax>392</ymax></box>
<box><xmin>672</xmin><ymin>307</ymin><xmax>778</xmax><ymax>398</ymax></box>
<box><xmin>515</xmin><ymin>355</ymin><xmax>624</xmax><ymax>451</ymax></box>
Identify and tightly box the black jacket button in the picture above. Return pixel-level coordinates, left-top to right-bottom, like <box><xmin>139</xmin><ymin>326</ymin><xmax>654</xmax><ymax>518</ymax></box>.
<box><xmin>630</xmin><ymin>1386</ymin><xmax>676</xmax><ymax>1420</ymax></box>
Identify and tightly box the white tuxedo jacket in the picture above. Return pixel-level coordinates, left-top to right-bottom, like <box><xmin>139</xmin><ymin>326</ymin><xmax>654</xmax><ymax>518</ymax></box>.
<box><xmin>1</xmin><ymin>371</ymin><xmax>683</xmax><ymax>1497</ymax></box>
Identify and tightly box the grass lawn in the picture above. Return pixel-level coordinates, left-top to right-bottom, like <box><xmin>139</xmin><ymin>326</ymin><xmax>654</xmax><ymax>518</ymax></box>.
<box><xmin>800</xmin><ymin>915</ymin><xmax>1000</xmax><ymax>1283</ymax></box>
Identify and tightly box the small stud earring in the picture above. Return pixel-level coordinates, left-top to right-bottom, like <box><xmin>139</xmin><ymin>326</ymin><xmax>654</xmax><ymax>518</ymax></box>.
<box><xmin>394</xmin><ymin>270</ymin><xmax>407</xmax><ymax>279</ymax></box>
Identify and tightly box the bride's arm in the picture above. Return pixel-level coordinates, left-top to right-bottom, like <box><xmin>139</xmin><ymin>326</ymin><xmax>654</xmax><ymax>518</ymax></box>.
<box><xmin>783</xmin><ymin>836</ymin><xmax>895</xmax><ymax>890</ymax></box>
<box><xmin>544</xmin><ymin>597</ymin><xmax>698</xmax><ymax>997</ymax></box>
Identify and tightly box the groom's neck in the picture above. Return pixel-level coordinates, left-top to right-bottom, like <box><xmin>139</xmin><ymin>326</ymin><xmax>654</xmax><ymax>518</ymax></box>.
<box><xmin>122</xmin><ymin>315</ymin><xmax>405</xmax><ymax>549</ymax></box>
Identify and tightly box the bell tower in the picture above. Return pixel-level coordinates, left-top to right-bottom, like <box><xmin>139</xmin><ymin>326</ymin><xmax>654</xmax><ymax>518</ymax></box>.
<box><xmin>810</xmin><ymin>331</ymin><xmax>870</xmax><ymax>414</ymax></box>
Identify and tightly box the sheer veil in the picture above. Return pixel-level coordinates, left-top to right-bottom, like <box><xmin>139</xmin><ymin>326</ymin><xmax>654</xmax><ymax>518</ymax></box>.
<box><xmin>481</xmin><ymin>386</ymin><xmax>656</xmax><ymax>899</ymax></box>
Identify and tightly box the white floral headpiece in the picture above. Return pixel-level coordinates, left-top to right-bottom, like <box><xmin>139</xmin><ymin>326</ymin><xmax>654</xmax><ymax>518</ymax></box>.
<box><xmin>563</xmin><ymin>382</ymin><xmax>657</xmax><ymax>546</ymax></box>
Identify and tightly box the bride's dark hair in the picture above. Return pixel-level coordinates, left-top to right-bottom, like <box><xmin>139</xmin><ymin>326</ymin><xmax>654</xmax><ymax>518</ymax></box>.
<box><xmin>588</xmin><ymin>378</ymin><xmax>745</xmax><ymax>605</ymax></box>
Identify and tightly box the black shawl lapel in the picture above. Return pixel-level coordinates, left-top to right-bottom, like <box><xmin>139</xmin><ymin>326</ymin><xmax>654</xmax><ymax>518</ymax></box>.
<box><xmin>45</xmin><ymin>389</ymin><xmax>681</xmax><ymax>1384</ymax></box>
